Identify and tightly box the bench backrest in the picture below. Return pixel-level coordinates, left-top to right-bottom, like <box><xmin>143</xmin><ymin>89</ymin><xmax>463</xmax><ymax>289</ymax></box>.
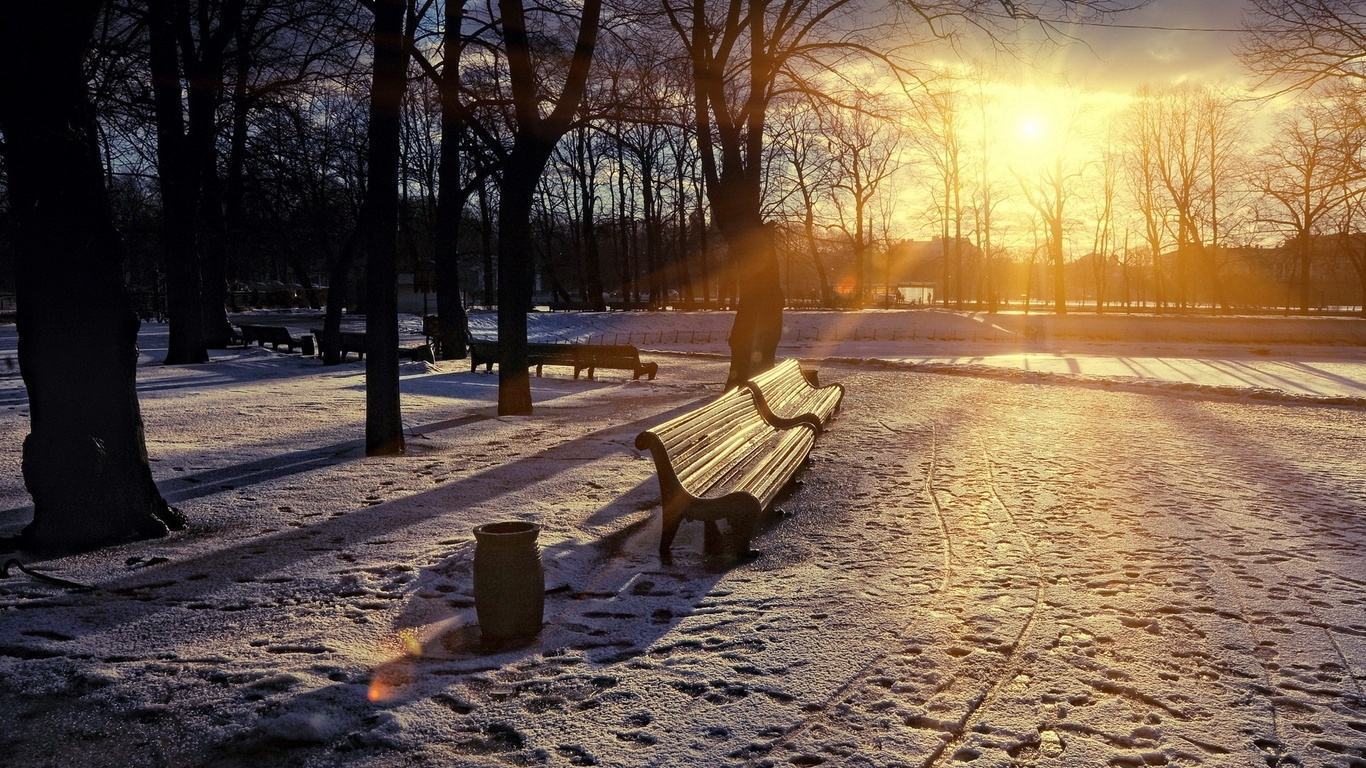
<box><xmin>582</xmin><ymin>344</ymin><xmax>642</xmax><ymax>368</ymax></box>
<box><xmin>528</xmin><ymin>343</ymin><xmax>578</xmax><ymax>364</ymax></box>
<box><xmin>242</xmin><ymin>324</ymin><xmax>292</xmax><ymax>343</ymax></box>
<box><xmin>747</xmin><ymin>359</ymin><xmax>811</xmax><ymax>407</ymax></box>
<box><xmin>635</xmin><ymin>387</ymin><xmax>773</xmax><ymax>497</ymax></box>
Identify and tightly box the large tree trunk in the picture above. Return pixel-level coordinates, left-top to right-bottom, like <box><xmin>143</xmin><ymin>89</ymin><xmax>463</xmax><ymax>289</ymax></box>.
<box><xmin>0</xmin><ymin>1</ymin><xmax>183</xmax><ymax>552</ymax></box>
<box><xmin>715</xmin><ymin>174</ymin><xmax>782</xmax><ymax>387</ymax></box>
<box><xmin>362</xmin><ymin>0</ymin><xmax>407</xmax><ymax>455</ymax></box>
<box><xmin>199</xmin><ymin>169</ymin><xmax>235</xmax><ymax>345</ymax></box>
<box><xmin>320</xmin><ymin>232</ymin><xmax>359</xmax><ymax>364</ymax></box>
<box><xmin>497</xmin><ymin>139</ymin><xmax>553</xmax><ymax>415</ymax></box>
<box><xmin>479</xmin><ymin>181</ymin><xmax>495</xmax><ymax>306</ymax></box>
<box><xmin>149</xmin><ymin>0</ymin><xmax>208</xmax><ymax>364</ymax></box>
<box><xmin>190</xmin><ymin>73</ymin><xmax>235</xmax><ymax>347</ymax></box>
<box><xmin>433</xmin><ymin>0</ymin><xmax>471</xmax><ymax>360</ymax></box>
<box><xmin>722</xmin><ymin>220</ymin><xmax>782</xmax><ymax>387</ymax></box>
<box><xmin>576</xmin><ymin>128</ymin><xmax>607</xmax><ymax>311</ymax></box>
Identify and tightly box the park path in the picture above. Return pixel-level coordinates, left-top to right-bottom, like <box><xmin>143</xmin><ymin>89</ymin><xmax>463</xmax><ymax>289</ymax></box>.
<box><xmin>0</xmin><ymin>356</ymin><xmax>1362</xmax><ymax>767</ymax></box>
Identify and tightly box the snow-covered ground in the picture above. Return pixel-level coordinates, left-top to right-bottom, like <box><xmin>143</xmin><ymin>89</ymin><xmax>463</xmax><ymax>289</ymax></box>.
<box><xmin>0</xmin><ymin>316</ymin><xmax>1363</xmax><ymax>767</ymax></box>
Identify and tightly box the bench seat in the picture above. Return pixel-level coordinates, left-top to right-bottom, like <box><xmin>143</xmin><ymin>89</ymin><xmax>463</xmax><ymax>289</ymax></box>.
<box><xmin>745</xmin><ymin>358</ymin><xmax>843</xmax><ymax>432</ymax></box>
<box><xmin>468</xmin><ymin>339</ymin><xmax>656</xmax><ymax>380</ymax></box>
<box><xmin>311</xmin><ymin>328</ymin><xmax>367</xmax><ymax>361</ymax></box>
<box><xmin>635</xmin><ymin>387</ymin><xmax>815</xmax><ymax>556</ymax></box>
<box><xmin>239</xmin><ymin>324</ymin><xmax>313</xmax><ymax>355</ymax></box>
<box><xmin>575</xmin><ymin>344</ymin><xmax>657</xmax><ymax>380</ymax></box>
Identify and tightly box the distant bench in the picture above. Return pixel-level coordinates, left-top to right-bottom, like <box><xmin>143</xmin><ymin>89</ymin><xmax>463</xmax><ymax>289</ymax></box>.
<box><xmin>312</xmin><ymin>329</ymin><xmax>435</xmax><ymax>363</ymax></box>
<box><xmin>577</xmin><ymin>344</ymin><xmax>657</xmax><ymax>381</ymax></box>
<box><xmin>468</xmin><ymin>338</ymin><xmax>657</xmax><ymax>380</ymax></box>
<box><xmin>635</xmin><ymin>385</ymin><xmax>815</xmax><ymax>556</ymax></box>
<box><xmin>239</xmin><ymin>324</ymin><xmax>313</xmax><ymax>355</ymax></box>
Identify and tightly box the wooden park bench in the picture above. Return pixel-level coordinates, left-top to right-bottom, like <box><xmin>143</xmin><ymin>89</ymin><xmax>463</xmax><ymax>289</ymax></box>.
<box><xmin>239</xmin><ymin>324</ymin><xmax>314</xmax><ymax>355</ymax></box>
<box><xmin>312</xmin><ymin>329</ymin><xmax>431</xmax><ymax>363</ymax></box>
<box><xmin>469</xmin><ymin>337</ymin><xmax>498</xmax><ymax>372</ymax></box>
<box><xmin>311</xmin><ymin>328</ymin><xmax>367</xmax><ymax>361</ymax></box>
<box><xmin>468</xmin><ymin>338</ymin><xmax>617</xmax><ymax>379</ymax></box>
<box><xmin>744</xmin><ymin>359</ymin><xmax>844</xmax><ymax>432</ymax></box>
<box><xmin>468</xmin><ymin>338</ymin><xmax>569</xmax><ymax>374</ymax></box>
<box><xmin>574</xmin><ymin>344</ymin><xmax>658</xmax><ymax>381</ymax></box>
<box><xmin>635</xmin><ymin>387</ymin><xmax>816</xmax><ymax>556</ymax></box>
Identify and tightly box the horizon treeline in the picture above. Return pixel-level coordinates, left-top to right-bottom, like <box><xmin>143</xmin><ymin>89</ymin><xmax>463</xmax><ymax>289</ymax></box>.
<box><xmin>0</xmin><ymin>1</ymin><xmax>1363</xmax><ymax>321</ymax></box>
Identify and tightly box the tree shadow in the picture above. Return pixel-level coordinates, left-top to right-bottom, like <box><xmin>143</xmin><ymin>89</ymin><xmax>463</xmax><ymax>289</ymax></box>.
<box><xmin>0</xmin><ymin>411</ymin><xmax>500</xmax><ymax>533</ymax></box>
<box><xmin>192</xmin><ymin>476</ymin><xmax>767</xmax><ymax>766</ymax></box>
<box><xmin>391</xmin><ymin>368</ymin><xmax>617</xmax><ymax>402</ymax></box>
<box><xmin>0</xmin><ymin>398</ymin><xmax>713</xmax><ymax>634</ymax></box>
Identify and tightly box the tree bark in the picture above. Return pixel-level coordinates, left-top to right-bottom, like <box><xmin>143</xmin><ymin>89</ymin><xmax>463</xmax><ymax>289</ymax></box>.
<box><xmin>720</xmin><ymin>204</ymin><xmax>783</xmax><ymax>387</ymax></box>
<box><xmin>362</xmin><ymin>0</ymin><xmax>408</xmax><ymax>455</ymax></box>
<box><xmin>0</xmin><ymin>0</ymin><xmax>184</xmax><ymax>552</ymax></box>
<box><xmin>497</xmin><ymin>139</ymin><xmax>553</xmax><ymax>415</ymax></box>
<box><xmin>434</xmin><ymin>0</ymin><xmax>472</xmax><ymax>360</ymax></box>
<box><xmin>320</xmin><ymin>232</ymin><xmax>359</xmax><ymax>364</ymax></box>
<box><xmin>478</xmin><ymin>181</ymin><xmax>495</xmax><ymax>306</ymax></box>
<box><xmin>149</xmin><ymin>0</ymin><xmax>208</xmax><ymax>364</ymax></box>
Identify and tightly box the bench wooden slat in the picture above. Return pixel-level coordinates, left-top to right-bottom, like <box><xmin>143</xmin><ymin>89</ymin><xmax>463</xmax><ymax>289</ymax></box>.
<box><xmin>311</xmin><ymin>329</ymin><xmax>367</xmax><ymax>361</ymax></box>
<box><xmin>238</xmin><ymin>324</ymin><xmax>313</xmax><ymax>355</ymax></box>
<box><xmin>635</xmin><ymin>386</ymin><xmax>815</xmax><ymax>556</ymax></box>
<box><xmin>744</xmin><ymin>358</ymin><xmax>844</xmax><ymax>432</ymax></box>
<box><xmin>468</xmin><ymin>339</ymin><xmax>658</xmax><ymax>380</ymax></box>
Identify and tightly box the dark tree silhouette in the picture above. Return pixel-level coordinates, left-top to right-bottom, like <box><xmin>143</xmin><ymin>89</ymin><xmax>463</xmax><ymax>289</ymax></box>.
<box><xmin>495</xmin><ymin>0</ymin><xmax>603</xmax><ymax>415</ymax></box>
<box><xmin>362</xmin><ymin>0</ymin><xmax>410</xmax><ymax>455</ymax></box>
<box><xmin>148</xmin><ymin>0</ymin><xmax>210</xmax><ymax>363</ymax></box>
<box><xmin>1241</xmin><ymin>0</ymin><xmax>1366</xmax><ymax>94</ymax></box>
<box><xmin>0</xmin><ymin>0</ymin><xmax>184</xmax><ymax>552</ymax></box>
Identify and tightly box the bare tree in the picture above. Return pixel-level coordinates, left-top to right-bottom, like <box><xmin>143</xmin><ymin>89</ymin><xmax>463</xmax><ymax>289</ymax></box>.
<box><xmin>1124</xmin><ymin>86</ymin><xmax>1171</xmax><ymax>311</ymax></box>
<box><xmin>494</xmin><ymin>0</ymin><xmax>603</xmax><ymax>414</ymax></box>
<box><xmin>1241</xmin><ymin>0</ymin><xmax>1366</xmax><ymax>95</ymax></box>
<box><xmin>825</xmin><ymin>98</ymin><xmax>901</xmax><ymax>308</ymax></box>
<box><xmin>1089</xmin><ymin>137</ymin><xmax>1117</xmax><ymax>312</ymax></box>
<box><xmin>1014</xmin><ymin>103</ymin><xmax>1084</xmax><ymax>315</ymax></box>
<box><xmin>0</xmin><ymin>0</ymin><xmax>183</xmax><ymax>551</ymax></box>
<box><xmin>1252</xmin><ymin>98</ymin><xmax>1361</xmax><ymax>312</ymax></box>
<box><xmin>910</xmin><ymin>83</ymin><xmax>967</xmax><ymax>309</ymax></box>
<box><xmin>773</xmin><ymin>102</ymin><xmax>836</xmax><ymax>305</ymax></box>
<box><xmin>361</xmin><ymin>0</ymin><xmax>412</xmax><ymax>455</ymax></box>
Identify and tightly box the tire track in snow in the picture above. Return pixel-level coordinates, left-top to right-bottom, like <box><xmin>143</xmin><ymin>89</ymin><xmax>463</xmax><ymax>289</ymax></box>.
<box><xmin>745</xmin><ymin>422</ymin><xmax>954</xmax><ymax>763</ymax></box>
<box><xmin>919</xmin><ymin>444</ymin><xmax>1046</xmax><ymax>768</ymax></box>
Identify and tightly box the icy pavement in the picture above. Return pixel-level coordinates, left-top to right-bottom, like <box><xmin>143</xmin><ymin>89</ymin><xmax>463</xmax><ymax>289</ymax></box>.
<box><xmin>467</xmin><ymin>310</ymin><xmax>1366</xmax><ymax>403</ymax></box>
<box><xmin>0</xmin><ymin>334</ymin><xmax>1363</xmax><ymax>767</ymax></box>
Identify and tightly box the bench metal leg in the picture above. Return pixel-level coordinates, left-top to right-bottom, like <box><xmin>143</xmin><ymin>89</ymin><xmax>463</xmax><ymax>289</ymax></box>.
<box><xmin>703</xmin><ymin>520</ymin><xmax>723</xmax><ymax>554</ymax></box>
<box><xmin>659</xmin><ymin>508</ymin><xmax>684</xmax><ymax>556</ymax></box>
<box><xmin>730</xmin><ymin>513</ymin><xmax>759</xmax><ymax>554</ymax></box>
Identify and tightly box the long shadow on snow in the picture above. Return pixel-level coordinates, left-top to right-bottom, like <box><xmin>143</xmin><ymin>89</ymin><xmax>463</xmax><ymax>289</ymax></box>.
<box><xmin>197</xmin><ymin>484</ymin><xmax>776</xmax><ymax>765</ymax></box>
<box><xmin>0</xmin><ymin>398</ymin><xmax>714</xmax><ymax>643</ymax></box>
<box><xmin>0</xmin><ymin>373</ymin><xmax>617</xmax><ymax>528</ymax></box>
<box><xmin>0</xmin><ymin>411</ymin><xmax>496</xmax><ymax>531</ymax></box>
<box><xmin>0</xmin><ymin>347</ymin><xmax>333</xmax><ymax>407</ymax></box>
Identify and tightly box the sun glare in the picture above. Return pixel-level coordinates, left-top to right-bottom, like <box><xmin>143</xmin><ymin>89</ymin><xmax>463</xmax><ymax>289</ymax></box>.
<box><xmin>1017</xmin><ymin>115</ymin><xmax>1044</xmax><ymax>142</ymax></box>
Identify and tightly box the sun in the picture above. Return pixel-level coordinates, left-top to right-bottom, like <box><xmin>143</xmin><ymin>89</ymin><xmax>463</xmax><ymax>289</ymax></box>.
<box><xmin>1017</xmin><ymin>114</ymin><xmax>1046</xmax><ymax>143</ymax></box>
